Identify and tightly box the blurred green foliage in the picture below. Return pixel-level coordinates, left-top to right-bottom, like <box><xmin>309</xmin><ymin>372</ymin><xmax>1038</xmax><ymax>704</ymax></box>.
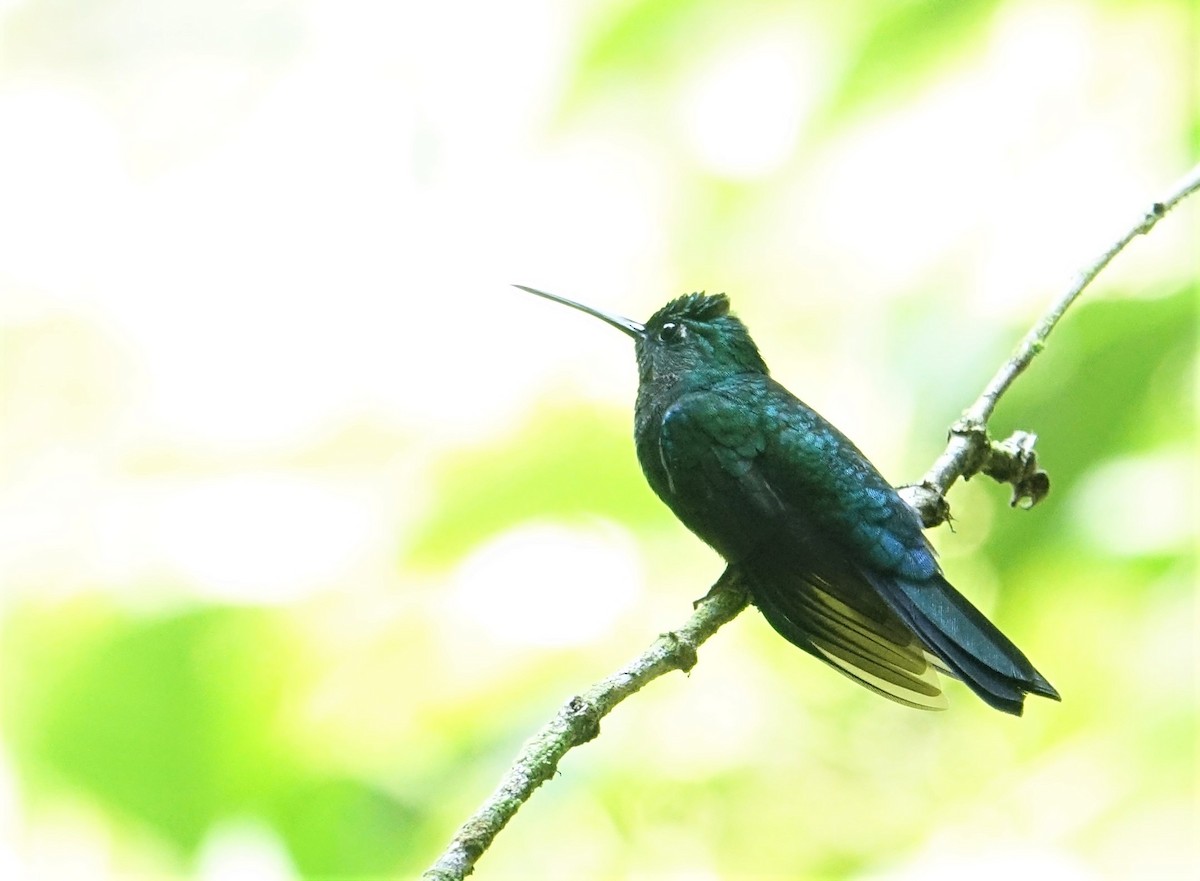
<box><xmin>408</xmin><ymin>406</ymin><xmax>668</xmax><ymax>570</ymax></box>
<box><xmin>1</xmin><ymin>0</ymin><xmax>1196</xmax><ymax>879</ymax></box>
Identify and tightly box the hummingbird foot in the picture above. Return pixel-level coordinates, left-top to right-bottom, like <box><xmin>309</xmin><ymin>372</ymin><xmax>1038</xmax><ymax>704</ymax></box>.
<box><xmin>692</xmin><ymin>565</ymin><xmax>747</xmax><ymax>608</ymax></box>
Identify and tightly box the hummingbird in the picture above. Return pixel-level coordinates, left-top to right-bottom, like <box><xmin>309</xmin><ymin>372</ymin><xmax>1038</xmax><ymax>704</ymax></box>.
<box><xmin>517</xmin><ymin>285</ymin><xmax>1060</xmax><ymax>715</ymax></box>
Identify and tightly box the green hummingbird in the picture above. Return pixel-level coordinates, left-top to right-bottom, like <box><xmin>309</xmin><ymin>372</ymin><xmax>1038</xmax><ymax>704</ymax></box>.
<box><xmin>518</xmin><ymin>285</ymin><xmax>1059</xmax><ymax>715</ymax></box>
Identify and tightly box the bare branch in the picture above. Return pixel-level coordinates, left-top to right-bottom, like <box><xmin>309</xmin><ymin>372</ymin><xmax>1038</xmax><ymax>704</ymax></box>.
<box><xmin>421</xmin><ymin>571</ymin><xmax>749</xmax><ymax>881</ymax></box>
<box><xmin>423</xmin><ymin>163</ymin><xmax>1200</xmax><ymax>878</ymax></box>
<box><xmin>900</xmin><ymin>161</ymin><xmax>1200</xmax><ymax>524</ymax></box>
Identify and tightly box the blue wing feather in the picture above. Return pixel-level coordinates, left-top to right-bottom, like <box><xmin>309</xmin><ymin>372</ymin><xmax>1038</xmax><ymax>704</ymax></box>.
<box><xmin>654</xmin><ymin>376</ymin><xmax>1058</xmax><ymax>714</ymax></box>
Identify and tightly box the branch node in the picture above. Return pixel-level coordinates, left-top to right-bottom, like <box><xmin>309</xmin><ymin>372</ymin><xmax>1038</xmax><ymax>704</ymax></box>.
<box><xmin>566</xmin><ymin>695</ymin><xmax>602</xmax><ymax>745</ymax></box>
<box><xmin>948</xmin><ymin>419</ymin><xmax>991</xmax><ymax>480</ymax></box>
<box><xmin>455</xmin><ymin>820</ymin><xmax>492</xmax><ymax>861</ymax></box>
<box><xmin>896</xmin><ymin>482</ymin><xmax>952</xmax><ymax>529</ymax></box>
<box><xmin>982</xmin><ymin>430</ymin><xmax>1051</xmax><ymax>509</ymax></box>
<box><xmin>663</xmin><ymin>630</ymin><xmax>699</xmax><ymax>673</ymax></box>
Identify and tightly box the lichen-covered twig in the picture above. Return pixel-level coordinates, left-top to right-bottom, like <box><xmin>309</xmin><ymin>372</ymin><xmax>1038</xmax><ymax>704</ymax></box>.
<box><xmin>421</xmin><ymin>571</ymin><xmax>748</xmax><ymax>881</ymax></box>
<box><xmin>899</xmin><ymin>161</ymin><xmax>1200</xmax><ymax>525</ymax></box>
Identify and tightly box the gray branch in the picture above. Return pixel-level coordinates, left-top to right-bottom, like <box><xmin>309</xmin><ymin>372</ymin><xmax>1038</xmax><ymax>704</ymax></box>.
<box><xmin>421</xmin><ymin>161</ymin><xmax>1200</xmax><ymax>880</ymax></box>
<box><xmin>899</xmin><ymin>161</ymin><xmax>1200</xmax><ymax>526</ymax></box>
<box><xmin>422</xmin><ymin>570</ymin><xmax>749</xmax><ymax>881</ymax></box>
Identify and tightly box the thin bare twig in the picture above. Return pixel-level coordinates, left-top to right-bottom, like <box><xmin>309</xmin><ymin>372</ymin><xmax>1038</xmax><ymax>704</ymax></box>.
<box><xmin>900</xmin><ymin>161</ymin><xmax>1200</xmax><ymax>524</ymax></box>
<box><xmin>422</xmin><ymin>163</ymin><xmax>1200</xmax><ymax>879</ymax></box>
<box><xmin>422</xmin><ymin>572</ymin><xmax>748</xmax><ymax>881</ymax></box>
<box><xmin>971</xmin><ymin>163</ymin><xmax>1200</xmax><ymax>427</ymax></box>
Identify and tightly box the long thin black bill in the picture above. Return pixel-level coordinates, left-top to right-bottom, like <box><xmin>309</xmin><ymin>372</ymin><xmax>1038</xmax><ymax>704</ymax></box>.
<box><xmin>513</xmin><ymin>284</ymin><xmax>644</xmax><ymax>339</ymax></box>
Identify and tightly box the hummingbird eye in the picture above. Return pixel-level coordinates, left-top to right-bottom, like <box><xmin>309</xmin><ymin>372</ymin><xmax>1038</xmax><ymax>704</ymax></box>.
<box><xmin>658</xmin><ymin>322</ymin><xmax>687</xmax><ymax>343</ymax></box>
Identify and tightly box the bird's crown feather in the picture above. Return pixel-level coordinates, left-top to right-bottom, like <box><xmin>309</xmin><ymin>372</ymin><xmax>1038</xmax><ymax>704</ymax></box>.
<box><xmin>652</xmin><ymin>292</ymin><xmax>730</xmax><ymax>325</ymax></box>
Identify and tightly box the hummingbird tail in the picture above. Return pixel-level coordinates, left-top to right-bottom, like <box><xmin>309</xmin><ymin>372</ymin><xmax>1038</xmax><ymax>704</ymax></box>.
<box><xmin>868</xmin><ymin>572</ymin><xmax>1061</xmax><ymax>716</ymax></box>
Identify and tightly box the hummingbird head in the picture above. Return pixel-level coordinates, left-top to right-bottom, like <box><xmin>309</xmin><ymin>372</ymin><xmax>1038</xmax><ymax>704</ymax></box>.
<box><xmin>514</xmin><ymin>285</ymin><xmax>768</xmax><ymax>386</ymax></box>
<box><xmin>638</xmin><ymin>292</ymin><xmax>768</xmax><ymax>385</ymax></box>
